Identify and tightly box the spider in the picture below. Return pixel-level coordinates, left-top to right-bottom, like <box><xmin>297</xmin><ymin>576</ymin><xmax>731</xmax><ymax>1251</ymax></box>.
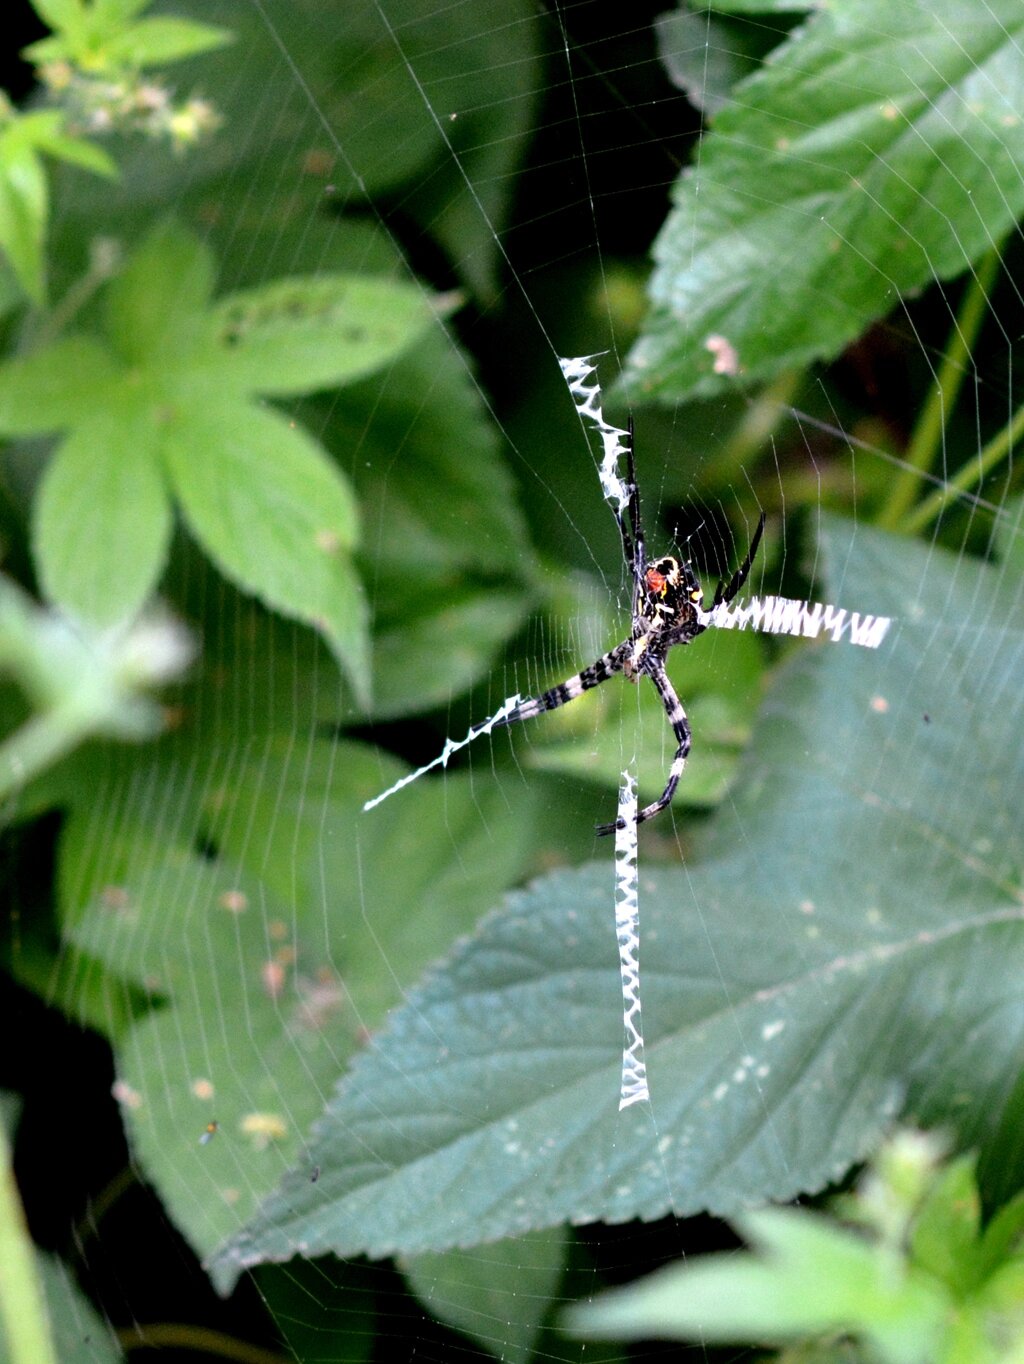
<box><xmin>492</xmin><ymin>425</ymin><xmax>765</xmax><ymax>835</ymax></box>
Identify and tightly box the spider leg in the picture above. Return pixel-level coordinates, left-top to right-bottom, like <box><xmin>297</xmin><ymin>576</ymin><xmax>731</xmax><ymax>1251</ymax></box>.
<box><xmin>595</xmin><ymin>662</ymin><xmax>691</xmax><ymax>836</ymax></box>
<box><xmin>624</xmin><ymin>417</ymin><xmax>647</xmax><ymax>597</ymax></box>
<box><xmin>712</xmin><ymin>510</ymin><xmax>766</xmax><ymax>609</ymax></box>
<box><xmin>491</xmin><ymin>640</ymin><xmax>631</xmax><ymax>729</ymax></box>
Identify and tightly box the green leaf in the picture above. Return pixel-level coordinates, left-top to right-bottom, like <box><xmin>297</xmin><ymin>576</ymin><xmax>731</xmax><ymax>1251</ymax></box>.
<box><xmin>403</xmin><ymin>1229</ymin><xmax>566</xmax><ymax>1364</ymax></box>
<box><xmin>0</xmin><ymin>337</ymin><xmax>120</xmax><ymax>434</ymax></box>
<box><xmin>212</xmin><ymin>274</ymin><xmax>442</xmax><ymax>397</ymax></box>
<box><xmin>160</xmin><ymin>400</ymin><xmax>368</xmax><ymax>704</ymax></box>
<box><xmin>993</xmin><ymin>495</ymin><xmax>1024</xmax><ymax>577</ymax></box>
<box><xmin>92</xmin><ymin>0</ymin><xmax>151</xmax><ymax>23</ymax></box>
<box><xmin>25</xmin><ymin>0</ymin><xmax>94</xmax><ymax>60</ymax></box>
<box><xmin>976</xmin><ymin>1193</ymin><xmax>1024</xmax><ymax>1282</ymax></box>
<box><xmin>396</xmin><ymin>0</ymin><xmax>540</xmax><ymax>301</ymax></box>
<box><xmin>910</xmin><ymin>1157</ymin><xmax>982</xmax><ymax>1291</ymax></box>
<box><xmin>20</xmin><ymin>37</ymin><xmax>69</xmax><ymax>66</ymax></box>
<box><xmin>33</xmin><ymin>411</ymin><xmax>172</xmax><ymax>626</ymax></box>
<box><xmin>254</xmin><ymin>1260</ymin><xmax>375</xmax><ymax>1364</ymax></box>
<box><xmin>370</xmin><ymin>589</ymin><xmax>531</xmax><ymax>720</ymax></box>
<box><xmin>5</xmin><ymin>223</ymin><xmax>448</xmax><ymax>679</ymax></box>
<box><xmin>624</xmin><ymin>0</ymin><xmax>1024</xmax><ymax>399</ymax></box>
<box><xmin>104</xmin><ymin>217</ymin><xmax>216</xmax><ymax>362</ymax></box>
<box><xmin>565</xmin><ymin>1208</ymin><xmax>947</xmax><ymax>1362</ymax></box>
<box><xmin>654</xmin><ymin>9</ymin><xmax>764</xmax><ymax>117</ymax></box>
<box><xmin>0</xmin><ymin>143</ymin><xmax>47</xmax><ymax>301</ymax></box>
<box><xmin>342</xmin><ymin>329</ymin><xmax>532</xmax><ymax>577</ymax></box>
<box><xmin>61</xmin><ymin>738</ymin><xmax>556</xmax><ymax>1260</ymax></box>
<box><xmin>32</xmin><ymin>128</ymin><xmax>117</xmax><ymax>179</ymax></box>
<box><xmin>103</xmin><ymin>16</ymin><xmax>232</xmax><ymax>67</ymax></box>
<box><xmin>30</xmin><ymin>0</ymin><xmax>87</xmax><ymax>31</ymax></box>
<box><xmin>23</xmin><ymin>1254</ymin><xmax>123</xmax><ymax>1363</ymax></box>
<box><xmin>209</xmin><ymin>517</ymin><xmax>1024</xmax><ymax>1286</ymax></box>
<box><xmin>45</xmin><ymin>0</ymin><xmax>539</xmax><ymax>299</ymax></box>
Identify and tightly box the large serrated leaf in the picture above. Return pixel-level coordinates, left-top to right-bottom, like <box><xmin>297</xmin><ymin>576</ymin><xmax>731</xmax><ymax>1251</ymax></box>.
<box><xmin>624</xmin><ymin>0</ymin><xmax>1024</xmax><ymax>399</ymax></box>
<box><xmin>209</xmin><ymin>516</ymin><xmax>1024</xmax><ymax>1290</ymax></box>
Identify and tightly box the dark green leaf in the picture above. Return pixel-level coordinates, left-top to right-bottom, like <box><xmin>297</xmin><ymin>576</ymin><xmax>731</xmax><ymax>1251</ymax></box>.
<box><xmin>403</xmin><ymin>1229</ymin><xmax>566</xmax><ymax>1364</ymax></box>
<box><xmin>370</xmin><ymin>590</ymin><xmax>531</xmax><ymax>720</ymax></box>
<box><xmin>624</xmin><ymin>0</ymin><xmax>1024</xmax><ymax>399</ymax></box>
<box><xmin>654</xmin><ymin>9</ymin><xmax>762</xmax><ymax>117</ymax></box>
<box><xmin>209</xmin><ymin>518</ymin><xmax>1024</xmax><ymax>1285</ymax></box>
<box><xmin>33</xmin><ymin>412</ymin><xmax>171</xmax><ymax>626</ymax></box>
<box><xmin>343</xmin><ymin>331</ymin><xmax>532</xmax><ymax>579</ymax></box>
<box><xmin>397</xmin><ymin>0</ymin><xmax>540</xmax><ymax>300</ymax></box>
<box><xmin>61</xmin><ymin>737</ymin><xmax>555</xmax><ymax>1259</ymax></box>
<box><xmin>29</xmin><ymin>1255</ymin><xmax>124</xmax><ymax>1363</ymax></box>
<box><xmin>47</xmin><ymin>0</ymin><xmax>539</xmax><ymax>299</ymax></box>
<box><xmin>254</xmin><ymin>1260</ymin><xmax>375</xmax><ymax>1364</ymax></box>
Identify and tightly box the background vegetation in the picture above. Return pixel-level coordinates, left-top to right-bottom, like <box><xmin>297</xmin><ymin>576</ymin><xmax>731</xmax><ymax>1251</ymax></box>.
<box><xmin>0</xmin><ymin>1</ymin><xmax>1022</xmax><ymax>1361</ymax></box>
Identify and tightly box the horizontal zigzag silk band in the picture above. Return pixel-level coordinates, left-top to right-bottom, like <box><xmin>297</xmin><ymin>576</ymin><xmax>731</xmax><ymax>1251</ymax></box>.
<box><xmin>702</xmin><ymin>595</ymin><xmax>891</xmax><ymax>647</ymax></box>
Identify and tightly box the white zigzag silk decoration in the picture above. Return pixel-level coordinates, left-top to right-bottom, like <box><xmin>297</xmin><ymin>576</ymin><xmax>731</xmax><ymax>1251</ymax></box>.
<box><xmin>614</xmin><ymin>770</ymin><xmax>648</xmax><ymax>1109</ymax></box>
<box><xmin>363</xmin><ymin>693</ymin><xmax>523</xmax><ymax>812</ymax></box>
<box><xmin>558</xmin><ymin>355</ymin><xmax>631</xmax><ymax>512</ymax></box>
<box><xmin>704</xmin><ymin>595</ymin><xmax>890</xmax><ymax>647</ymax></box>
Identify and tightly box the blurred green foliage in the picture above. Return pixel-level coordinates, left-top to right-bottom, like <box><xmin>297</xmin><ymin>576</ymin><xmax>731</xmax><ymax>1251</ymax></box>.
<box><xmin>0</xmin><ymin>1</ymin><xmax>1022</xmax><ymax>1362</ymax></box>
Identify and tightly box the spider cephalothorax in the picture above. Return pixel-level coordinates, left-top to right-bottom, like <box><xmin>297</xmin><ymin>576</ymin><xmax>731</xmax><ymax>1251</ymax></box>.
<box><xmin>485</xmin><ymin>427</ymin><xmax>766</xmax><ymax>835</ymax></box>
<box><xmin>640</xmin><ymin>555</ymin><xmax>703</xmax><ymax>628</ymax></box>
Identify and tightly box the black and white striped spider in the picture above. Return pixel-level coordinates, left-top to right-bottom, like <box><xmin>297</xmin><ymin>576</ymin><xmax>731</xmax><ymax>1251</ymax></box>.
<box><xmin>491</xmin><ymin>425</ymin><xmax>766</xmax><ymax>835</ymax></box>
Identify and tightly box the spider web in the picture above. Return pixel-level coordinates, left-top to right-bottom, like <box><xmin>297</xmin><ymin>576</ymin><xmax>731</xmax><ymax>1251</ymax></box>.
<box><xmin>5</xmin><ymin>1</ymin><xmax>1024</xmax><ymax>1362</ymax></box>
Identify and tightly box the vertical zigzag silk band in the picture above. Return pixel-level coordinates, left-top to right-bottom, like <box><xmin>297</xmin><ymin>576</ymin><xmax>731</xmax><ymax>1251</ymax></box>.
<box><xmin>614</xmin><ymin>771</ymin><xmax>648</xmax><ymax>1109</ymax></box>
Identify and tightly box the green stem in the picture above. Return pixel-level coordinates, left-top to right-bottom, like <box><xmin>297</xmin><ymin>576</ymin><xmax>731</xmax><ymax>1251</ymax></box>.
<box><xmin>901</xmin><ymin>398</ymin><xmax>1024</xmax><ymax>536</ymax></box>
<box><xmin>0</xmin><ymin>705</ymin><xmax>93</xmax><ymax>806</ymax></box>
<box><xmin>0</xmin><ymin>1121</ymin><xmax>57</xmax><ymax>1364</ymax></box>
<box><xmin>878</xmin><ymin>246</ymin><xmax>1001</xmax><ymax>531</ymax></box>
<box><xmin>716</xmin><ymin>369</ymin><xmax>802</xmax><ymax>478</ymax></box>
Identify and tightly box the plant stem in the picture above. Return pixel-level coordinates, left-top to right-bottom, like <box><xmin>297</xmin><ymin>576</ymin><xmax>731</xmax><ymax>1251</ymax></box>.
<box><xmin>878</xmin><ymin>246</ymin><xmax>1001</xmax><ymax>531</ymax></box>
<box><xmin>901</xmin><ymin>398</ymin><xmax>1024</xmax><ymax>536</ymax></box>
<box><xmin>0</xmin><ymin>705</ymin><xmax>92</xmax><ymax>806</ymax></box>
<box><xmin>716</xmin><ymin>369</ymin><xmax>802</xmax><ymax>479</ymax></box>
<box><xmin>0</xmin><ymin>1121</ymin><xmax>57</xmax><ymax>1364</ymax></box>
